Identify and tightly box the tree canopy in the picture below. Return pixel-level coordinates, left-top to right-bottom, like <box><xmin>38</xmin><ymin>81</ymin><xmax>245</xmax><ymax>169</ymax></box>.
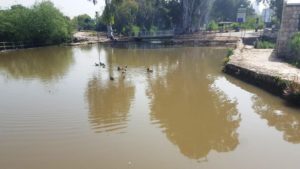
<box><xmin>211</xmin><ymin>0</ymin><xmax>255</xmax><ymax>22</ymax></box>
<box><xmin>72</xmin><ymin>14</ymin><xmax>96</xmax><ymax>30</ymax></box>
<box><xmin>0</xmin><ymin>1</ymin><xmax>72</xmax><ymax>44</ymax></box>
<box><xmin>256</xmin><ymin>0</ymin><xmax>283</xmax><ymax>21</ymax></box>
<box><xmin>90</xmin><ymin>0</ymin><xmax>256</xmax><ymax>34</ymax></box>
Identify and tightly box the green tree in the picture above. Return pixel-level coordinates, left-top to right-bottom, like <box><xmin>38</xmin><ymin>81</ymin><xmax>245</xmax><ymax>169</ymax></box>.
<box><xmin>211</xmin><ymin>0</ymin><xmax>255</xmax><ymax>22</ymax></box>
<box><xmin>256</xmin><ymin>0</ymin><xmax>283</xmax><ymax>21</ymax></box>
<box><xmin>0</xmin><ymin>1</ymin><xmax>72</xmax><ymax>44</ymax></box>
<box><xmin>73</xmin><ymin>14</ymin><xmax>96</xmax><ymax>30</ymax></box>
<box><xmin>114</xmin><ymin>0</ymin><xmax>138</xmax><ymax>35</ymax></box>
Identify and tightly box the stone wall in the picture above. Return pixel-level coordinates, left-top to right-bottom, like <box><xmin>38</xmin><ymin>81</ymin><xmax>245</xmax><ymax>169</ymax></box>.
<box><xmin>277</xmin><ymin>2</ymin><xmax>300</xmax><ymax>59</ymax></box>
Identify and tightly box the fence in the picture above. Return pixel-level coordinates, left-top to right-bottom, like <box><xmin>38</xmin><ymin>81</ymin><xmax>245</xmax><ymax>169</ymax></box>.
<box><xmin>132</xmin><ymin>30</ymin><xmax>175</xmax><ymax>38</ymax></box>
<box><xmin>0</xmin><ymin>41</ymin><xmax>49</xmax><ymax>51</ymax></box>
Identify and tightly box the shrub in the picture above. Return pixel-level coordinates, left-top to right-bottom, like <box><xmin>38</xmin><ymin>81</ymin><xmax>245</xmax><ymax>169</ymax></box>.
<box><xmin>0</xmin><ymin>1</ymin><xmax>72</xmax><ymax>44</ymax></box>
<box><xmin>255</xmin><ymin>40</ymin><xmax>275</xmax><ymax>49</ymax></box>
<box><xmin>290</xmin><ymin>32</ymin><xmax>300</xmax><ymax>56</ymax></box>
<box><xmin>223</xmin><ymin>48</ymin><xmax>234</xmax><ymax>65</ymax></box>
<box><xmin>130</xmin><ymin>25</ymin><xmax>140</xmax><ymax>36</ymax></box>
<box><xmin>207</xmin><ymin>21</ymin><xmax>218</xmax><ymax>31</ymax></box>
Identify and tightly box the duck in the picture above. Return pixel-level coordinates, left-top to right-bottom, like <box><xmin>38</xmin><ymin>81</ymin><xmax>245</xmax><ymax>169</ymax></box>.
<box><xmin>147</xmin><ymin>68</ymin><xmax>153</xmax><ymax>73</ymax></box>
<box><xmin>118</xmin><ymin>66</ymin><xmax>128</xmax><ymax>71</ymax></box>
<box><xmin>110</xmin><ymin>76</ymin><xmax>114</xmax><ymax>81</ymax></box>
<box><xmin>100</xmin><ymin>62</ymin><xmax>105</xmax><ymax>67</ymax></box>
<box><xmin>95</xmin><ymin>63</ymin><xmax>100</xmax><ymax>66</ymax></box>
<box><xmin>117</xmin><ymin>66</ymin><xmax>122</xmax><ymax>71</ymax></box>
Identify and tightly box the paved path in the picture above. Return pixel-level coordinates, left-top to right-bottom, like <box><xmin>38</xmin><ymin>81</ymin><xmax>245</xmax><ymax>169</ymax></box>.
<box><xmin>228</xmin><ymin>45</ymin><xmax>300</xmax><ymax>84</ymax></box>
<box><xmin>216</xmin><ymin>30</ymin><xmax>262</xmax><ymax>38</ymax></box>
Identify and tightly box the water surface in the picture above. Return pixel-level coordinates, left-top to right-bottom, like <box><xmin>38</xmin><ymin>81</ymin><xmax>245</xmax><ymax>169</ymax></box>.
<box><xmin>0</xmin><ymin>44</ymin><xmax>300</xmax><ymax>169</ymax></box>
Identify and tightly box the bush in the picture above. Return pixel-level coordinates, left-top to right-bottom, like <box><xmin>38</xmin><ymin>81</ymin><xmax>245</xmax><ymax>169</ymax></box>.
<box><xmin>130</xmin><ymin>25</ymin><xmax>140</xmax><ymax>36</ymax></box>
<box><xmin>290</xmin><ymin>32</ymin><xmax>300</xmax><ymax>56</ymax></box>
<box><xmin>255</xmin><ymin>40</ymin><xmax>275</xmax><ymax>49</ymax></box>
<box><xmin>231</xmin><ymin>22</ymin><xmax>240</xmax><ymax>31</ymax></box>
<box><xmin>208</xmin><ymin>21</ymin><xmax>218</xmax><ymax>31</ymax></box>
<box><xmin>0</xmin><ymin>1</ymin><xmax>72</xmax><ymax>44</ymax></box>
<box><xmin>239</xmin><ymin>17</ymin><xmax>264</xmax><ymax>30</ymax></box>
<box><xmin>223</xmin><ymin>48</ymin><xmax>234</xmax><ymax>64</ymax></box>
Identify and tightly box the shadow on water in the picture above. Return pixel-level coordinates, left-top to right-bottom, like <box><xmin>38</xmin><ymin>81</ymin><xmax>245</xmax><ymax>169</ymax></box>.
<box><xmin>225</xmin><ymin>75</ymin><xmax>300</xmax><ymax>144</ymax></box>
<box><xmin>0</xmin><ymin>46</ymin><xmax>74</xmax><ymax>82</ymax></box>
<box><xmin>146</xmin><ymin>47</ymin><xmax>241</xmax><ymax>160</ymax></box>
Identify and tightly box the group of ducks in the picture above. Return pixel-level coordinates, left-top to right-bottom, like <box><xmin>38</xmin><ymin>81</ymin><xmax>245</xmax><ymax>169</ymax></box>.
<box><xmin>95</xmin><ymin>62</ymin><xmax>154</xmax><ymax>81</ymax></box>
<box><xmin>95</xmin><ymin>62</ymin><xmax>106</xmax><ymax>68</ymax></box>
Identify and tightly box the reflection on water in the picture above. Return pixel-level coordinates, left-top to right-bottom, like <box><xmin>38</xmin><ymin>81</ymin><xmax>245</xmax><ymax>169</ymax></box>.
<box><xmin>253</xmin><ymin>96</ymin><xmax>300</xmax><ymax>143</ymax></box>
<box><xmin>147</xmin><ymin>48</ymin><xmax>240</xmax><ymax>159</ymax></box>
<box><xmin>0</xmin><ymin>46</ymin><xmax>73</xmax><ymax>82</ymax></box>
<box><xmin>1</xmin><ymin>44</ymin><xmax>300</xmax><ymax>169</ymax></box>
<box><xmin>86</xmin><ymin>76</ymin><xmax>135</xmax><ymax>133</ymax></box>
<box><xmin>225</xmin><ymin>76</ymin><xmax>300</xmax><ymax>144</ymax></box>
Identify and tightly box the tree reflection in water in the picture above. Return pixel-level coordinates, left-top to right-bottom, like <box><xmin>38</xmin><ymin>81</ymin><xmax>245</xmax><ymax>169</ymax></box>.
<box><xmin>86</xmin><ymin>76</ymin><xmax>135</xmax><ymax>133</ymax></box>
<box><xmin>0</xmin><ymin>46</ymin><xmax>74</xmax><ymax>82</ymax></box>
<box><xmin>252</xmin><ymin>95</ymin><xmax>300</xmax><ymax>143</ymax></box>
<box><xmin>226</xmin><ymin>76</ymin><xmax>300</xmax><ymax>144</ymax></box>
<box><xmin>147</xmin><ymin>47</ymin><xmax>241</xmax><ymax>160</ymax></box>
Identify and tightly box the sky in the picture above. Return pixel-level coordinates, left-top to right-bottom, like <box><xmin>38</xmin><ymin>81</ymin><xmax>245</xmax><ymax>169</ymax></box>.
<box><xmin>287</xmin><ymin>0</ymin><xmax>300</xmax><ymax>3</ymax></box>
<box><xmin>0</xmin><ymin>0</ymin><xmax>105</xmax><ymax>18</ymax></box>
<box><xmin>0</xmin><ymin>0</ymin><xmax>266</xmax><ymax>18</ymax></box>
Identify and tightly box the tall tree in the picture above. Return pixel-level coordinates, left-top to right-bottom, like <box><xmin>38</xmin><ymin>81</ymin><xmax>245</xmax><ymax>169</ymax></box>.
<box><xmin>256</xmin><ymin>0</ymin><xmax>283</xmax><ymax>21</ymax></box>
<box><xmin>89</xmin><ymin>0</ymin><xmax>121</xmax><ymax>38</ymax></box>
<box><xmin>211</xmin><ymin>0</ymin><xmax>255</xmax><ymax>22</ymax></box>
<box><xmin>181</xmin><ymin>0</ymin><xmax>215</xmax><ymax>33</ymax></box>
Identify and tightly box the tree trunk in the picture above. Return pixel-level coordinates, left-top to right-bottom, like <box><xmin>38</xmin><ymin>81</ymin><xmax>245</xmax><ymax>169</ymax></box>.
<box><xmin>105</xmin><ymin>0</ymin><xmax>114</xmax><ymax>39</ymax></box>
<box><xmin>181</xmin><ymin>0</ymin><xmax>215</xmax><ymax>33</ymax></box>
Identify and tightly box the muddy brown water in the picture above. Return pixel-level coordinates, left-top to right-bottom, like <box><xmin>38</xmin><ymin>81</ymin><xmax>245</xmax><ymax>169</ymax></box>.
<box><xmin>0</xmin><ymin>44</ymin><xmax>300</xmax><ymax>169</ymax></box>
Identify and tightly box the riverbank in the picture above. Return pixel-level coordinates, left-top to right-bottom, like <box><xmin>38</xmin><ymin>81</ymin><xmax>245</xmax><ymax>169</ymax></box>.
<box><xmin>223</xmin><ymin>42</ymin><xmax>300</xmax><ymax>104</ymax></box>
<box><xmin>1</xmin><ymin>30</ymin><xmax>253</xmax><ymax>52</ymax></box>
<box><xmin>69</xmin><ymin>31</ymin><xmax>242</xmax><ymax>47</ymax></box>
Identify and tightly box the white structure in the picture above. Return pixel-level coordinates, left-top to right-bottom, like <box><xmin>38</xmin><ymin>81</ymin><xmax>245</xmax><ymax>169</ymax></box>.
<box><xmin>262</xmin><ymin>8</ymin><xmax>273</xmax><ymax>23</ymax></box>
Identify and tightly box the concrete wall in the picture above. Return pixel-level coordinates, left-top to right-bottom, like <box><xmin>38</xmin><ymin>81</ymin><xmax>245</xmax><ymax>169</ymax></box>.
<box><xmin>277</xmin><ymin>2</ymin><xmax>300</xmax><ymax>59</ymax></box>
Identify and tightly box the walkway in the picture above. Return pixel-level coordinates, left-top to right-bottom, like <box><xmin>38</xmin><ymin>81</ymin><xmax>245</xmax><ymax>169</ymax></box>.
<box><xmin>228</xmin><ymin>46</ymin><xmax>300</xmax><ymax>84</ymax></box>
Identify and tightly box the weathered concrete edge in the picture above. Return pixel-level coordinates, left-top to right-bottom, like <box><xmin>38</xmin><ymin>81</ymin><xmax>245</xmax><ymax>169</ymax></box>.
<box><xmin>223</xmin><ymin>63</ymin><xmax>300</xmax><ymax>104</ymax></box>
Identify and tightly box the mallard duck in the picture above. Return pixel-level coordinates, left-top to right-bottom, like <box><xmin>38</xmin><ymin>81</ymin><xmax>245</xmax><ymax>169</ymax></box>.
<box><xmin>147</xmin><ymin>68</ymin><xmax>153</xmax><ymax>73</ymax></box>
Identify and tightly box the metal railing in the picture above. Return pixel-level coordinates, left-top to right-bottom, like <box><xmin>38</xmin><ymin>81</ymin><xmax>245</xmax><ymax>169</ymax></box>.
<box><xmin>0</xmin><ymin>41</ymin><xmax>49</xmax><ymax>51</ymax></box>
<box><xmin>132</xmin><ymin>30</ymin><xmax>175</xmax><ymax>38</ymax></box>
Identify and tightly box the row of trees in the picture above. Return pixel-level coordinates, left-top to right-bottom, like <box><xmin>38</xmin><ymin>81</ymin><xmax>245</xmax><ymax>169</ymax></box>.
<box><xmin>85</xmin><ymin>0</ymin><xmax>256</xmax><ymax>35</ymax></box>
<box><xmin>0</xmin><ymin>1</ymin><xmax>72</xmax><ymax>44</ymax></box>
<box><xmin>0</xmin><ymin>0</ymin><xmax>283</xmax><ymax>42</ymax></box>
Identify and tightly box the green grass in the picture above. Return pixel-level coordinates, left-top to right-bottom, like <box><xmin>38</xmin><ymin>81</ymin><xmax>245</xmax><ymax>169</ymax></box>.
<box><xmin>255</xmin><ymin>40</ymin><xmax>275</xmax><ymax>49</ymax></box>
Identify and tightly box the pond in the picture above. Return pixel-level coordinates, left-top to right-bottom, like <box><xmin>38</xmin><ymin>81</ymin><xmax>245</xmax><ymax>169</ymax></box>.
<box><xmin>0</xmin><ymin>44</ymin><xmax>300</xmax><ymax>169</ymax></box>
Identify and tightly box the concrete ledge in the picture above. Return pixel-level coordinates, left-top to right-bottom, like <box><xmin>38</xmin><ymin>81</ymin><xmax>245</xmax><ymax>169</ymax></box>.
<box><xmin>224</xmin><ymin>43</ymin><xmax>300</xmax><ymax>104</ymax></box>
